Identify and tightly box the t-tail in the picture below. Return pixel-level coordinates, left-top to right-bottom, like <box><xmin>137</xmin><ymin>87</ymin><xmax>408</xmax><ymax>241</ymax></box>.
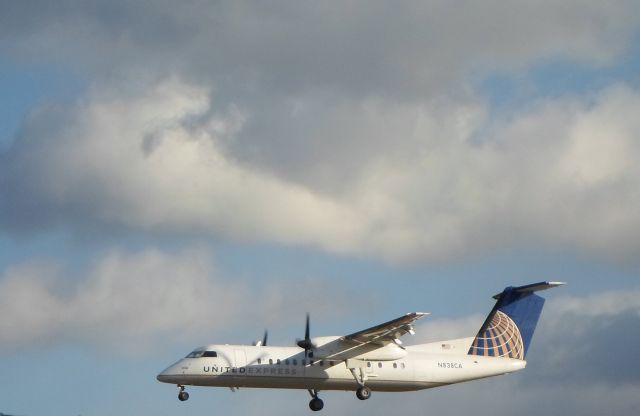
<box><xmin>468</xmin><ymin>281</ymin><xmax>565</xmax><ymax>360</ymax></box>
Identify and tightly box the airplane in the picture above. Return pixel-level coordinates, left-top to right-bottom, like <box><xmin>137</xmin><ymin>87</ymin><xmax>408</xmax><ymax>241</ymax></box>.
<box><xmin>157</xmin><ymin>281</ymin><xmax>564</xmax><ymax>411</ymax></box>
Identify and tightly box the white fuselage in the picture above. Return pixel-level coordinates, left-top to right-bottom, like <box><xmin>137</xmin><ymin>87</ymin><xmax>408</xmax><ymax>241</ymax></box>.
<box><xmin>157</xmin><ymin>337</ymin><xmax>526</xmax><ymax>392</ymax></box>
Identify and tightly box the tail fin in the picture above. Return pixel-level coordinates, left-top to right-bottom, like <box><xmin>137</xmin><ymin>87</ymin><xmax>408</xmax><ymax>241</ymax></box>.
<box><xmin>468</xmin><ymin>281</ymin><xmax>565</xmax><ymax>360</ymax></box>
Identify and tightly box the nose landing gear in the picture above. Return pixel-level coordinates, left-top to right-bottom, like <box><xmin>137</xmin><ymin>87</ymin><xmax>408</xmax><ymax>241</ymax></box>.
<box><xmin>178</xmin><ymin>385</ymin><xmax>189</xmax><ymax>401</ymax></box>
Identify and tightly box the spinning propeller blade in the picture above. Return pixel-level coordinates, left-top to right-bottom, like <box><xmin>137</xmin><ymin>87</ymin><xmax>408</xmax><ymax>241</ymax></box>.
<box><xmin>296</xmin><ymin>313</ymin><xmax>314</xmax><ymax>353</ymax></box>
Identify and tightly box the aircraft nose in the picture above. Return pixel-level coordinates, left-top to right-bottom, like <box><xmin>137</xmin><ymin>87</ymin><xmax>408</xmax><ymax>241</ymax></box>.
<box><xmin>156</xmin><ymin>362</ymin><xmax>182</xmax><ymax>383</ymax></box>
<box><xmin>156</xmin><ymin>367</ymin><xmax>171</xmax><ymax>382</ymax></box>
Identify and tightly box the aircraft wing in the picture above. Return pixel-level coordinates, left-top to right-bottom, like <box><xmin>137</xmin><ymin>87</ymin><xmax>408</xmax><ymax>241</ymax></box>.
<box><xmin>344</xmin><ymin>312</ymin><xmax>429</xmax><ymax>345</ymax></box>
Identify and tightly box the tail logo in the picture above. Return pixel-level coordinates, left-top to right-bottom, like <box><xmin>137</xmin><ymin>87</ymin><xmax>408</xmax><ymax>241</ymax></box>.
<box><xmin>468</xmin><ymin>311</ymin><xmax>524</xmax><ymax>359</ymax></box>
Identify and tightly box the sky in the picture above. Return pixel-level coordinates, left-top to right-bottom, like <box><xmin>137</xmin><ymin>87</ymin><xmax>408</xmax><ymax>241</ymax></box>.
<box><xmin>0</xmin><ymin>1</ymin><xmax>639</xmax><ymax>415</ymax></box>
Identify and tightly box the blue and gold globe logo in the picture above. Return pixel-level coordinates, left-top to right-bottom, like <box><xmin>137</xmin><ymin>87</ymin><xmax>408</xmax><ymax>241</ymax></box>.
<box><xmin>468</xmin><ymin>311</ymin><xmax>524</xmax><ymax>359</ymax></box>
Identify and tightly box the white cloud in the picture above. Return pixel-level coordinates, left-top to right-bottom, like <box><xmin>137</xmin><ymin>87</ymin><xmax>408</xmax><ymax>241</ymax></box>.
<box><xmin>0</xmin><ymin>246</ymin><xmax>357</xmax><ymax>352</ymax></box>
<box><xmin>1</xmin><ymin>79</ymin><xmax>364</xmax><ymax>248</ymax></box>
<box><xmin>0</xmin><ymin>248</ymin><xmax>239</xmax><ymax>352</ymax></box>
<box><xmin>2</xmin><ymin>2</ymin><xmax>640</xmax><ymax>264</ymax></box>
<box><xmin>551</xmin><ymin>289</ymin><xmax>640</xmax><ymax>318</ymax></box>
<box><xmin>3</xmin><ymin>80</ymin><xmax>640</xmax><ymax>263</ymax></box>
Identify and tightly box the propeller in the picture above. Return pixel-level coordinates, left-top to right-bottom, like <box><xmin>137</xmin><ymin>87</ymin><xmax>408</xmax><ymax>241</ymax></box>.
<box><xmin>254</xmin><ymin>329</ymin><xmax>268</xmax><ymax>346</ymax></box>
<box><xmin>296</xmin><ymin>313</ymin><xmax>315</xmax><ymax>354</ymax></box>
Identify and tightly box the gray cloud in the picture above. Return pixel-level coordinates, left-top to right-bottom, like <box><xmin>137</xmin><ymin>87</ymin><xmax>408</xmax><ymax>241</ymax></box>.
<box><xmin>525</xmin><ymin>292</ymin><xmax>640</xmax><ymax>385</ymax></box>
<box><xmin>2</xmin><ymin>1</ymin><xmax>640</xmax><ymax>264</ymax></box>
<box><xmin>3</xmin><ymin>80</ymin><xmax>640</xmax><ymax>263</ymax></box>
<box><xmin>2</xmin><ymin>1</ymin><xmax>637</xmax><ymax>98</ymax></box>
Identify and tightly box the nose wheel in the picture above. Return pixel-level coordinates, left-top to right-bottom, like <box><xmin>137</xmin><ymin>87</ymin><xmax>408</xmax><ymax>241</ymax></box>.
<box><xmin>178</xmin><ymin>385</ymin><xmax>189</xmax><ymax>401</ymax></box>
<box><xmin>308</xmin><ymin>389</ymin><xmax>324</xmax><ymax>411</ymax></box>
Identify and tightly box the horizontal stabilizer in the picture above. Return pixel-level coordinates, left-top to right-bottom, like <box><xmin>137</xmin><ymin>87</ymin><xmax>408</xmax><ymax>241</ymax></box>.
<box><xmin>492</xmin><ymin>281</ymin><xmax>566</xmax><ymax>299</ymax></box>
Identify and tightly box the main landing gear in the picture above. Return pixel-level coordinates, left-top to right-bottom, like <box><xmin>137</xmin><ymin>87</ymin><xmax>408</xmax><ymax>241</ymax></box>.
<box><xmin>308</xmin><ymin>389</ymin><xmax>324</xmax><ymax>411</ymax></box>
<box><xmin>349</xmin><ymin>366</ymin><xmax>372</xmax><ymax>401</ymax></box>
<box><xmin>356</xmin><ymin>386</ymin><xmax>372</xmax><ymax>400</ymax></box>
<box><xmin>177</xmin><ymin>385</ymin><xmax>189</xmax><ymax>401</ymax></box>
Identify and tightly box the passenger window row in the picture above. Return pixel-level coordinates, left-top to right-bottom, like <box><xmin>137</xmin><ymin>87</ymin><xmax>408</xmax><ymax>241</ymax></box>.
<box><xmin>187</xmin><ymin>349</ymin><xmax>405</xmax><ymax>369</ymax></box>
<box><xmin>366</xmin><ymin>361</ymin><xmax>406</xmax><ymax>369</ymax></box>
<box><xmin>253</xmin><ymin>358</ymin><xmax>406</xmax><ymax>369</ymax></box>
<box><xmin>256</xmin><ymin>358</ymin><xmax>336</xmax><ymax>366</ymax></box>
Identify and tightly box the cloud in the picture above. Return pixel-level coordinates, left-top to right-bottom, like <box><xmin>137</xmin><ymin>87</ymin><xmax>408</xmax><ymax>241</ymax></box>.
<box><xmin>3</xmin><ymin>78</ymin><xmax>640</xmax><ymax>263</ymax></box>
<box><xmin>0</xmin><ymin>79</ymin><xmax>364</xmax><ymax>247</ymax></box>
<box><xmin>2</xmin><ymin>1</ymin><xmax>638</xmax><ymax>99</ymax></box>
<box><xmin>2</xmin><ymin>1</ymin><xmax>640</xmax><ymax>264</ymax></box>
<box><xmin>526</xmin><ymin>291</ymin><xmax>640</xmax><ymax>385</ymax></box>
<box><xmin>0</xmin><ymin>246</ymin><xmax>355</xmax><ymax>353</ymax></box>
<box><xmin>0</xmin><ymin>248</ymin><xmax>239</xmax><ymax>352</ymax></box>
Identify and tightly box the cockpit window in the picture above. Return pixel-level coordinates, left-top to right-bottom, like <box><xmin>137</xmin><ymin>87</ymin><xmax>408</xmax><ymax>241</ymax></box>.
<box><xmin>202</xmin><ymin>351</ymin><xmax>217</xmax><ymax>357</ymax></box>
<box><xmin>186</xmin><ymin>349</ymin><xmax>205</xmax><ymax>358</ymax></box>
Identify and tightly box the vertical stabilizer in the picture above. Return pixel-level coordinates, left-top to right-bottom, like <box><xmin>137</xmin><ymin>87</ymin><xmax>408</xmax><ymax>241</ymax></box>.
<box><xmin>468</xmin><ymin>281</ymin><xmax>564</xmax><ymax>360</ymax></box>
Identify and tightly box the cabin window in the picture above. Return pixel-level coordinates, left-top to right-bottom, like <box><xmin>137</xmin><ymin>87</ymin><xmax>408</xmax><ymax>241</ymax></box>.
<box><xmin>393</xmin><ymin>363</ymin><xmax>398</xmax><ymax>369</ymax></box>
<box><xmin>276</xmin><ymin>359</ymin><xmax>281</xmax><ymax>365</ymax></box>
<box><xmin>366</xmin><ymin>362</ymin><xmax>371</xmax><ymax>368</ymax></box>
<box><xmin>319</xmin><ymin>360</ymin><xmax>324</xmax><ymax>366</ymax></box>
<box><xmin>257</xmin><ymin>358</ymin><xmax>262</xmax><ymax>364</ymax></box>
<box><xmin>302</xmin><ymin>359</ymin><xmax>307</xmax><ymax>366</ymax></box>
<box><xmin>308</xmin><ymin>351</ymin><xmax>314</xmax><ymax>358</ymax></box>
<box><xmin>293</xmin><ymin>359</ymin><xmax>298</xmax><ymax>366</ymax></box>
<box><xmin>285</xmin><ymin>359</ymin><xmax>290</xmax><ymax>365</ymax></box>
<box><xmin>202</xmin><ymin>351</ymin><xmax>217</xmax><ymax>357</ymax></box>
<box><xmin>378</xmin><ymin>362</ymin><xmax>382</xmax><ymax>368</ymax></box>
<box><xmin>268</xmin><ymin>359</ymin><xmax>273</xmax><ymax>365</ymax></box>
<box><xmin>310</xmin><ymin>360</ymin><xmax>315</xmax><ymax>366</ymax></box>
<box><xmin>329</xmin><ymin>361</ymin><xmax>334</xmax><ymax>366</ymax></box>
